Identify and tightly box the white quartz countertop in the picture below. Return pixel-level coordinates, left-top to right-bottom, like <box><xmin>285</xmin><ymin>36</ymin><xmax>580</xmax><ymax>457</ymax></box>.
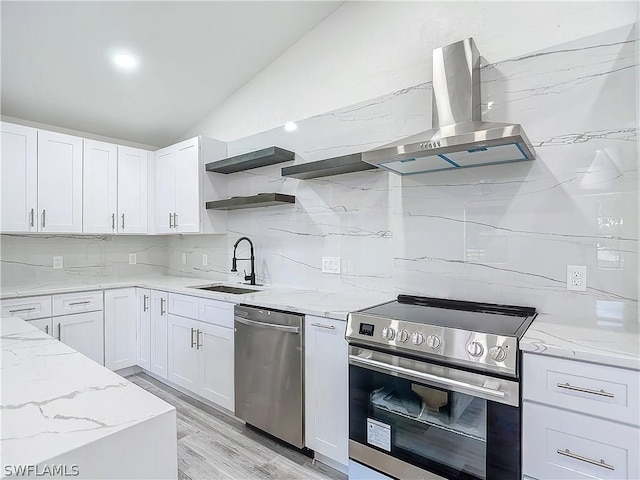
<box><xmin>0</xmin><ymin>276</ymin><xmax>392</xmax><ymax>321</ymax></box>
<box><xmin>0</xmin><ymin>316</ymin><xmax>175</xmax><ymax>466</ymax></box>
<box><xmin>521</xmin><ymin>314</ymin><xmax>640</xmax><ymax>371</ymax></box>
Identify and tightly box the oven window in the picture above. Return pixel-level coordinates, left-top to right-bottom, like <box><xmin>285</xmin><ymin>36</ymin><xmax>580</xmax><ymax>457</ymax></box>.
<box><xmin>350</xmin><ymin>365</ymin><xmax>487</xmax><ymax>479</ymax></box>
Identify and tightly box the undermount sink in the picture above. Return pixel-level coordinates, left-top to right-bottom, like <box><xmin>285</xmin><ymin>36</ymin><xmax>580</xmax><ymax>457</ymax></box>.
<box><xmin>191</xmin><ymin>285</ymin><xmax>260</xmax><ymax>295</ymax></box>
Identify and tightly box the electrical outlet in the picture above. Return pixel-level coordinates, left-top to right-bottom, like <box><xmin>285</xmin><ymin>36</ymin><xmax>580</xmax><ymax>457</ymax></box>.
<box><xmin>182</xmin><ymin>253</ymin><xmax>187</xmax><ymax>264</ymax></box>
<box><xmin>129</xmin><ymin>254</ymin><xmax>137</xmax><ymax>265</ymax></box>
<box><xmin>202</xmin><ymin>254</ymin><xmax>208</xmax><ymax>266</ymax></box>
<box><xmin>322</xmin><ymin>256</ymin><xmax>341</xmax><ymax>274</ymax></box>
<box><xmin>567</xmin><ymin>265</ymin><xmax>587</xmax><ymax>291</ymax></box>
<box><xmin>52</xmin><ymin>256</ymin><xmax>63</xmax><ymax>270</ymax></box>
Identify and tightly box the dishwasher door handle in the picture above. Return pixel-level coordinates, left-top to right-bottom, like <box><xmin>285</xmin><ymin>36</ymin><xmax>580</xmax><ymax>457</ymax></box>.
<box><xmin>235</xmin><ymin>316</ymin><xmax>300</xmax><ymax>334</ymax></box>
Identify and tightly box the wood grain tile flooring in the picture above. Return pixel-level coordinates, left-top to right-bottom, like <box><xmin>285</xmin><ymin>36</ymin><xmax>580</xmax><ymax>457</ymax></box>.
<box><xmin>127</xmin><ymin>373</ymin><xmax>347</xmax><ymax>480</ymax></box>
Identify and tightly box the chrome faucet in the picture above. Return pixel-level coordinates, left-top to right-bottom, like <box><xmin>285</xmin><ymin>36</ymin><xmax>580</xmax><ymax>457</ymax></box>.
<box><xmin>231</xmin><ymin>237</ymin><xmax>256</xmax><ymax>285</ymax></box>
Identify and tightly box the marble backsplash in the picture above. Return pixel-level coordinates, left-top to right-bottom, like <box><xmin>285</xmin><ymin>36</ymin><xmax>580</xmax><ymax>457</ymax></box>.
<box><xmin>1</xmin><ymin>25</ymin><xmax>638</xmax><ymax>327</ymax></box>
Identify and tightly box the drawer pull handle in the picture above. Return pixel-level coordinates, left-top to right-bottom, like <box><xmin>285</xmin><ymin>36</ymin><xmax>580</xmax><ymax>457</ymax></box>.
<box><xmin>190</xmin><ymin>328</ymin><xmax>196</xmax><ymax>348</ymax></box>
<box><xmin>143</xmin><ymin>295</ymin><xmax>149</xmax><ymax>312</ymax></box>
<box><xmin>160</xmin><ymin>298</ymin><xmax>166</xmax><ymax>316</ymax></box>
<box><xmin>557</xmin><ymin>382</ymin><xmax>615</xmax><ymax>398</ymax></box>
<box><xmin>196</xmin><ymin>329</ymin><xmax>202</xmax><ymax>350</ymax></box>
<box><xmin>311</xmin><ymin>323</ymin><xmax>336</xmax><ymax>330</ymax></box>
<box><xmin>557</xmin><ymin>449</ymin><xmax>614</xmax><ymax>471</ymax></box>
<box><xmin>9</xmin><ymin>307</ymin><xmax>37</xmax><ymax>313</ymax></box>
<box><xmin>45</xmin><ymin>325</ymin><xmax>49</xmax><ymax>335</ymax></box>
<box><xmin>57</xmin><ymin>323</ymin><xmax>62</xmax><ymax>341</ymax></box>
<box><xmin>69</xmin><ymin>301</ymin><xmax>91</xmax><ymax>306</ymax></box>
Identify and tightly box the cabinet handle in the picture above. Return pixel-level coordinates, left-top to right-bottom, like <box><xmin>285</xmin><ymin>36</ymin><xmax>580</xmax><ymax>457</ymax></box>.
<box><xmin>557</xmin><ymin>449</ymin><xmax>614</xmax><ymax>471</ymax></box>
<box><xmin>69</xmin><ymin>301</ymin><xmax>91</xmax><ymax>306</ymax></box>
<box><xmin>557</xmin><ymin>382</ymin><xmax>615</xmax><ymax>398</ymax></box>
<box><xmin>45</xmin><ymin>324</ymin><xmax>49</xmax><ymax>335</ymax></box>
<box><xmin>9</xmin><ymin>307</ymin><xmax>37</xmax><ymax>313</ymax></box>
<box><xmin>57</xmin><ymin>323</ymin><xmax>61</xmax><ymax>341</ymax></box>
<box><xmin>121</xmin><ymin>213</ymin><xmax>125</xmax><ymax>230</ymax></box>
<box><xmin>30</xmin><ymin>208</ymin><xmax>35</xmax><ymax>227</ymax></box>
<box><xmin>143</xmin><ymin>295</ymin><xmax>149</xmax><ymax>312</ymax></box>
<box><xmin>190</xmin><ymin>328</ymin><xmax>196</xmax><ymax>348</ymax></box>
<box><xmin>169</xmin><ymin>213</ymin><xmax>173</xmax><ymax>229</ymax></box>
<box><xmin>196</xmin><ymin>329</ymin><xmax>202</xmax><ymax>350</ymax></box>
<box><xmin>311</xmin><ymin>323</ymin><xmax>336</xmax><ymax>330</ymax></box>
<box><xmin>160</xmin><ymin>298</ymin><xmax>166</xmax><ymax>316</ymax></box>
<box><xmin>173</xmin><ymin>213</ymin><xmax>178</xmax><ymax>228</ymax></box>
<box><xmin>112</xmin><ymin>213</ymin><xmax>115</xmax><ymax>231</ymax></box>
<box><xmin>41</xmin><ymin>209</ymin><xmax>46</xmax><ymax>228</ymax></box>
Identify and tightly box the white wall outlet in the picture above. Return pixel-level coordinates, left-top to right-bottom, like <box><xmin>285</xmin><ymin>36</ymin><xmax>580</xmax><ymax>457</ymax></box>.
<box><xmin>182</xmin><ymin>253</ymin><xmax>187</xmax><ymax>264</ymax></box>
<box><xmin>129</xmin><ymin>254</ymin><xmax>137</xmax><ymax>265</ymax></box>
<box><xmin>202</xmin><ymin>254</ymin><xmax>208</xmax><ymax>266</ymax></box>
<box><xmin>52</xmin><ymin>256</ymin><xmax>63</xmax><ymax>270</ymax></box>
<box><xmin>322</xmin><ymin>256</ymin><xmax>341</xmax><ymax>274</ymax></box>
<box><xmin>567</xmin><ymin>265</ymin><xmax>587</xmax><ymax>291</ymax></box>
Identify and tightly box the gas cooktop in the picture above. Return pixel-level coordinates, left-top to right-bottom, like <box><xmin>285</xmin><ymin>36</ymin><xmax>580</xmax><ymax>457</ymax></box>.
<box><xmin>346</xmin><ymin>295</ymin><xmax>537</xmax><ymax>377</ymax></box>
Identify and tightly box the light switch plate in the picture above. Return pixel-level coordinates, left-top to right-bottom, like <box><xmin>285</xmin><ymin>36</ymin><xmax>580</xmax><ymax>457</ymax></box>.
<box><xmin>567</xmin><ymin>265</ymin><xmax>586</xmax><ymax>291</ymax></box>
<box><xmin>322</xmin><ymin>256</ymin><xmax>341</xmax><ymax>274</ymax></box>
<box><xmin>129</xmin><ymin>254</ymin><xmax>137</xmax><ymax>265</ymax></box>
<box><xmin>52</xmin><ymin>256</ymin><xmax>63</xmax><ymax>269</ymax></box>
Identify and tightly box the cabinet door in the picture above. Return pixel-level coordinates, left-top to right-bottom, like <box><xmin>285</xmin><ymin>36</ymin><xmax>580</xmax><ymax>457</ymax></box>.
<box><xmin>0</xmin><ymin>122</ymin><xmax>38</xmax><ymax>232</ymax></box>
<box><xmin>155</xmin><ymin>145</ymin><xmax>176</xmax><ymax>234</ymax></box>
<box><xmin>28</xmin><ymin>318</ymin><xmax>53</xmax><ymax>336</ymax></box>
<box><xmin>82</xmin><ymin>139</ymin><xmax>117</xmax><ymax>234</ymax></box>
<box><xmin>37</xmin><ymin>130</ymin><xmax>83</xmax><ymax>233</ymax></box>
<box><xmin>118</xmin><ymin>146</ymin><xmax>149</xmax><ymax>234</ymax></box>
<box><xmin>150</xmin><ymin>290</ymin><xmax>169</xmax><ymax>379</ymax></box>
<box><xmin>197</xmin><ymin>321</ymin><xmax>234</xmax><ymax>411</ymax></box>
<box><xmin>136</xmin><ymin>289</ymin><xmax>151</xmax><ymax>370</ymax></box>
<box><xmin>104</xmin><ymin>289</ymin><xmax>137</xmax><ymax>370</ymax></box>
<box><xmin>304</xmin><ymin>316</ymin><xmax>348</xmax><ymax>466</ymax></box>
<box><xmin>55</xmin><ymin>310</ymin><xmax>104</xmax><ymax>365</ymax></box>
<box><xmin>167</xmin><ymin>314</ymin><xmax>198</xmax><ymax>392</ymax></box>
<box><xmin>174</xmin><ymin>137</ymin><xmax>200</xmax><ymax>233</ymax></box>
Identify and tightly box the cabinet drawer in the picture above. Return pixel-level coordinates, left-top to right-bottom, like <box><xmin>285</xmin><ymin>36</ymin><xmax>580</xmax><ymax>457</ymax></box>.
<box><xmin>198</xmin><ymin>298</ymin><xmax>234</xmax><ymax>328</ymax></box>
<box><xmin>1</xmin><ymin>296</ymin><xmax>52</xmax><ymax>320</ymax></box>
<box><xmin>523</xmin><ymin>353</ymin><xmax>639</xmax><ymax>425</ymax></box>
<box><xmin>523</xmin><ymin>402</ymin><xmax>639</xmax><ymax>480</ymax></box>
<box><xmin>53</xmin><ymin>291</ymin><xmax>103</xmax><ymax>316</ymax></box>
<box><xmin>167</xmin><ymin>293</ymin><xmax>199</xmax><ymax>319</ymax></box>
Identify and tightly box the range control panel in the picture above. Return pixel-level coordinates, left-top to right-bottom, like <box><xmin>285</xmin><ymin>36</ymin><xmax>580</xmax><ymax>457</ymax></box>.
<box><xmin>345</xmin><ymin>313</ymin><xmax>518</xmax><ymax>377</ymax></box>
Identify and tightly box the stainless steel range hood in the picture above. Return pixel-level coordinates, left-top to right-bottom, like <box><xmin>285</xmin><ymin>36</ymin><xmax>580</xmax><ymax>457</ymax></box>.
<box><xmin>362</xmin><ymin>38</ymin><xmax>535</xmax><ymax>175</ymax></box>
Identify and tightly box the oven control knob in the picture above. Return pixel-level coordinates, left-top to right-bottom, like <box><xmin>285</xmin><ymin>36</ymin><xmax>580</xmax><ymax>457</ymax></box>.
<box><xmin>381</xmin><ymin>327</ymin><xmax>396</xmax><ymax>341</ymax></box>
<box><xmin>426</xmin><ymin>334</ymin><xmax>441</xmax><ymax>349</ymax></box>
<box><xmin>411</xmin><ymin>332</ymin><xmax>425</xmax><ymax>346</ymax></box>
<box><xmin>489</xmin><ymin>346</ymin><xmax>507</xmax><ymax>362</ymax></box>
<box><xmin>397</xmin><ymin>329</ymin><xmax>409</xmax><ymax>343</ymax></box>
<box><xmin>467</xmin><ymin>341</ymin><xmax>484</xmax><ymax>357</ymax></box>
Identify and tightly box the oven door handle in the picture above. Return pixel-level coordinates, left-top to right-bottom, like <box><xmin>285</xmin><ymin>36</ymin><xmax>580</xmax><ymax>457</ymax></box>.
<box><xmin>349</xmin><ymin>354</ymin><xmax>507</xmax><ymax>399</ymax></box>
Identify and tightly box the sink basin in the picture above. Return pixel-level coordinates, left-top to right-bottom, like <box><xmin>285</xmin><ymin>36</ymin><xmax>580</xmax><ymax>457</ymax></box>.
<box><xmin>191</xmin><ymin>285</ymin><xmax>259</xmax><ymax>295</ymax></box>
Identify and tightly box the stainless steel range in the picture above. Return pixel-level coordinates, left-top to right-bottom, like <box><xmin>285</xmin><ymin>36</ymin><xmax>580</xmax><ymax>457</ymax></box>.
<box><xmin>346</xmin><ymin>295</ymin><xmax>536</xmax><ymax>480</ymax></box>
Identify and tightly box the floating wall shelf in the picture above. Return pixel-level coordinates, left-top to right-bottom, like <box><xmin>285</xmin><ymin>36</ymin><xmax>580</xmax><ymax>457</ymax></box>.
<box><xmin>280</xmin><ymin>153</ymin><xmax>376</xmax><ymax>179</ymax></box>
<box><xmin>205</xmin><ymin>146</ymin><xmax>295</xmax><ymax>174</ymax></box>
<box><xmin>205</xmin><ymin>193</ymin><xmax>296</xmax><ymax>210</ymax></box>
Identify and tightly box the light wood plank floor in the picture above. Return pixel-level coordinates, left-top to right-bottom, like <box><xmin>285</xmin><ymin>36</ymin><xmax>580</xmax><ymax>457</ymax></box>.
<box><xmin>128</xmin><ymin>373</ymin><xmax>347</xmax><ymax>480</ymax></box>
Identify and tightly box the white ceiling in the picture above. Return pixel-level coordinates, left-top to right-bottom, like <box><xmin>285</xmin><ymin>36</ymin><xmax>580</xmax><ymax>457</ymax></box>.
<box><xmin>1</xmin><ymin>1</ymin><xmax>344</xmax><ymax>147</ymax></box>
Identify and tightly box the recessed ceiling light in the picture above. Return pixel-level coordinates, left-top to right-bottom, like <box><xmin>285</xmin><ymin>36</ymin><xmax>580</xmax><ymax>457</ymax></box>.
<box><xmin>113</xmin><ymin>53</ymin><xmax>138</xmax><ymax>70</ymax></box>
<box><xmin>284</xmin><ymin>121</ymin><xmax>297</xmax><ymax>132</ymax></box>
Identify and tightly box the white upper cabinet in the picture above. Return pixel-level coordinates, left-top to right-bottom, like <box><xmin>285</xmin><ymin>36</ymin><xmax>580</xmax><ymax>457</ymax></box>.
<box><xmin>37</xmin><ymin>130</ymin><xmax>83</xmax><ymax>233</ymax></box>
<box><xmin>83</xmin><ymin>139</ymin><xmax>118</xmax><ymax>234</ymax></box>
<box><xmin>117</xmin><ymin>146</ymin><xmax>149</xmax><ymax>234</ymax></box>
<box><xmin>155</xmin><ymin>136</ymin><xmax>227</xmax><ymax>235</ymax></box>
<box><xmin>1</xmin><ymin>122</ymin><xmax>38</xmax><ymax>233</ymax></box>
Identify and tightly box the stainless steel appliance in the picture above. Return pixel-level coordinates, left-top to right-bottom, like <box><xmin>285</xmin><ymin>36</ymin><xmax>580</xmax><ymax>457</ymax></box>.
<box><xmin>234</xmin><ymin>304</ymin><xmax>305</xmax><ymax>448</ymax></box>
<box><xmin>362</xmin><ymin>38</ymin><xmax>536</xmax><ymax>175</ymax></box>
<box><xmin>346</xmin><ymin>295</ymin><xmax>536</xmax><ymax>479</ymax></box>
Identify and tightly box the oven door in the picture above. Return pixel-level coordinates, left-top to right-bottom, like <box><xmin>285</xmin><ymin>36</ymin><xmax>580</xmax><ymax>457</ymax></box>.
<box><xmin>349</xmin><ymin>346</ymin><xmax>521</xmax><ymax>480</ymax></box>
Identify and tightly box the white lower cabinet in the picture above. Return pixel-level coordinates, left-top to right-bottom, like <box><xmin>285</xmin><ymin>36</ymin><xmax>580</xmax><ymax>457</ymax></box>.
<box><xmin>104</xmin><ymin>289</ymin><xmax>137</xmax><ymax>370</ymax></box>
<box><xmin>167</xmin><ymin>314</ymin><xmax>199</xmax><ymax>392</ymax></box>
<box><xmin>304</xmin><ymin>315</ymin><xmax>348</xmax><ymax>467</ymax></box>
<box><xmin>28</xmin><ymin>318</ymin><xmax>53</xmax><ymax>336</ymax></box>
<box><xmin>54</xmin><ymin>310</ymin><xmax>104</xmax><ymax>365</ymax></box>
<box><xmin>136</xmin><ymin>289</ymin><xmax>152</xmax><ymax>371</ymax></box>
<box><xmin>198</xmin><ymin>321</ymin><xmax>234</xmax><ymax>410</ymax></box>
<box><xmin>150</xmin><ymin>290</ymin><xmax>169</xmax><ymax>378</ymax></box>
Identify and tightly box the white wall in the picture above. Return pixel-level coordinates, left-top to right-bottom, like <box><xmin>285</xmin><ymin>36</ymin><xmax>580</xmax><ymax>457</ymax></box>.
<box><xmin>183</xmin><ymin>1</ymin><xmax>639</xmax><ymax>142</ymax></box>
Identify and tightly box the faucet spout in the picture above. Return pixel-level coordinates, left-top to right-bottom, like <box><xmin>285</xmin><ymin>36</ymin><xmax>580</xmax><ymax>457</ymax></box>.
<box><xmin>232</xmin><ymin>237</ymin><xmax>256</xmax><ymax>285</ymax></box>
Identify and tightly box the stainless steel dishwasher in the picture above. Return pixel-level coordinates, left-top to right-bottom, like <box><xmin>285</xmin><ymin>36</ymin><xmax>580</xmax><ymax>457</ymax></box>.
<box><xmin>234</xmin><ymin>304</ymin><xmax>304</xmax><ymax>448</ymax></box>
